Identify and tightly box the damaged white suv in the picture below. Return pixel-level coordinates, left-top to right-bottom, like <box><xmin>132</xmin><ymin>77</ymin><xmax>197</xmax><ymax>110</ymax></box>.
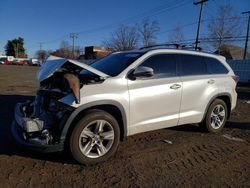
<box><xmin>12</xmin><ymin>47</ymin><xmax>238</xmax><ymax>164</ymax></box>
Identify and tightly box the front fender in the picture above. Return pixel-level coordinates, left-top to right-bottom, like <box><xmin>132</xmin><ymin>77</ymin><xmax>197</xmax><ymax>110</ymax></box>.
<box><xmin>59</xmin><ymin>100</ymin><xmax>127</xmax><ymax>142</ymax></box>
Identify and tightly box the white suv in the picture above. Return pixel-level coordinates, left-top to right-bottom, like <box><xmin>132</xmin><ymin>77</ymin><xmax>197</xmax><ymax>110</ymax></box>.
<box><xmin>12</xmin><ymin>47</ymin><xmax>238</xmax><ymax>164</ymax></box>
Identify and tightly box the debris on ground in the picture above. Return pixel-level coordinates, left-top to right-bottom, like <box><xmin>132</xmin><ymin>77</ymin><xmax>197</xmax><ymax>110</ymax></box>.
<box><xmin>222</xmin><ymin>134</ymin><xmax>245</xmax><ymax>142</ymax></box>
<box><xmin>162</xmin><ymin>139</ymin><xmax>173</xmax><ymax>144</ymax></box>
<box><xmin>242</xmin><ymin>100</ymin><xmax>250</xmax><ymax>104</ymax></box>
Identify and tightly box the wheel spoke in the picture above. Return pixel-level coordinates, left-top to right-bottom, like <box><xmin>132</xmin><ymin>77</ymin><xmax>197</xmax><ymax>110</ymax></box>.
<box><xmin>80</xmin><ymin>141</ymin><xmax>93</xmax><ymax>155</ymax></box>
<box><xmin>215</xmin><ymin>106</ymin><xmax>220</xmax><ymax>114</ymax></box>
<box><xmin>217</xmin><ymin>118</ymin><xmax>222</xmax><ymax>125</ymax></box>
<box><xmin>81</xmin><ymin>128</ymin><xmax>94</xmax><ymax>138</ymax></box>
<box><xmin>95</xmin><ymin>120</ymin><xmax>105</xmax><ymax>133</ymax></box>
<box><xmin>96</xmin><ymin>142</ymin><xmax>107</xmax><ymax>156</ymax></box>
<box><xmin>211</xmin><ymin>118</ymin><xmax>216</xmax><ymax>127</ymax></box>
<box><xmin>211</xmin><ymin>112</ymin><xmax>217</xmax><ymax>117</ymax></box>
<box><xmin>100</xmin><ymin>131</ymin><xmax>114</xmax><ymax>140</ymax></box>
<box><xmin>218</xmin><ymin>110</ymin><xmax>225</xmax><ymax>117</ymax></box>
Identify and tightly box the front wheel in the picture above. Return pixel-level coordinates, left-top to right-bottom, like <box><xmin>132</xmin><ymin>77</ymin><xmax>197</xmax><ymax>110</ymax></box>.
<box><xmin>202</xmin><ymin>99</ymin><xmax>228</xmax><ymax>133</ymax></box>
<box><xmin>69</xmin><ymin>109</ymin><xmax>120</xmax><ymax>165</ymax></box>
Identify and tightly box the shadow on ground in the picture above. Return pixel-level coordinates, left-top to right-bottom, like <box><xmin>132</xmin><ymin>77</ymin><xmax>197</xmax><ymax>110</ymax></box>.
<box><xmin>0</xmin><ymin>90</ymin><xmax>249</xmax><ymax>164</ymax></box>
<box><xmin>226</xmin><ymin>121</ymin><xmax>250</xmax><ymax>130</ymax></box>
<box><xmin>237</xmin><ymin>83</ymin><xmax>250</xmax><ymax>100</ymax></box>
<box><xmin>0</xmin><ymin>94</ymin><xmax>75</xmax><ymax>164</ymax></box>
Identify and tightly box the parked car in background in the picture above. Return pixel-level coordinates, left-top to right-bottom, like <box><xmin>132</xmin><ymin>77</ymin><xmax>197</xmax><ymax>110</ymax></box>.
<box><xmin>0</xmin><ymin>57</ymin><xmax>9</xmax><ymax>64</ymax></box>
<box><xmin>12</xmin><ymin>47</ymin><xmax>239</xmax><ymax>165</ymax></box>
<box><xmin>1</xmin><ymin>59</ymin><xmax>11</xmax><ymax>65</ymax></box>
<box><xmin>28</xmin><ymin>58</ymin><xmax>40</xmax><ymax>66</ymax></box>
<box><xmin>0</xmin><ymin>56</ymin><xmax>14</xmax><ymax>65</ymax></box>
<box><xmin>15</xmin><ymin>60</ymin><xmax>26</xmax><ymax>65</ymax></box>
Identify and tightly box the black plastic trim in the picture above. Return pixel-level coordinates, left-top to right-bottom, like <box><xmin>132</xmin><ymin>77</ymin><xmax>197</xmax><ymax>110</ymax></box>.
<box><xmin>201</xmin><ymin>93</ymin><xmax>232</xmax><ymax>122</ymax></box>
<box><xmin>59</xmin><ymin>100</ymin><xmax>127</xmax><ymax>142</ymax></box>
<box><xmin>11</xmin><ymin>121</ymin><xmax>64</xmax><ymax>153</ymax></box>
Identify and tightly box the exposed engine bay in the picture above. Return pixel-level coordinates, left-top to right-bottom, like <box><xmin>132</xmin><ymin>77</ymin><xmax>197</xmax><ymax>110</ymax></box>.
<box><xmin>14</xmin><ymin>56</ymin><xmax>108</xmax><ymax>146</ymax></box>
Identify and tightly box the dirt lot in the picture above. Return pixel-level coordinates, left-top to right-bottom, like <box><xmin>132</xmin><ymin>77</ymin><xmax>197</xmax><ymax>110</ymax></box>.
<box><xmin>0</xmin><ymin>65</ymin><xmax>249</xmax><ymax>187</ymax></box>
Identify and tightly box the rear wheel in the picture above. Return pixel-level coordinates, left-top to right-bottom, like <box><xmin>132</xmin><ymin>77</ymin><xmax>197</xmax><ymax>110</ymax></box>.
<box><xmin>69</xmin><ymin>109</ymin><xmax>120</xmax><ymax>165</ymax></box>
<box><xmin>202</xmin><ymin>99</ymin><xmax>228</xmax><ymax>133</ymax></box>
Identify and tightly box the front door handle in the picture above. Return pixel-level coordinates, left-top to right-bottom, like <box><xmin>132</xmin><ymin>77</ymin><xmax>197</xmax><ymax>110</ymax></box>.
<box><xmin>170</xmin><ymin>84</ymin><xmax>181</xmax><ymax>90</ymax></box>
<box><xmin>208</xmin><ymin>79</ymin><xmax>215</xmax><ymax>84</ymax></box>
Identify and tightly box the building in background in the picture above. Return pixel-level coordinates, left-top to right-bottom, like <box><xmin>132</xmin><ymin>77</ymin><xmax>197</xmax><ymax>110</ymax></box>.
<box><xmin>83</xmin><ymin>46</ymin><xmax>112</xmax><ymax>60</ymax></box>
<box><xmin>215</xmin><ymin>44</ymin><xmax>250</xmax><ymax>60</ymax></box>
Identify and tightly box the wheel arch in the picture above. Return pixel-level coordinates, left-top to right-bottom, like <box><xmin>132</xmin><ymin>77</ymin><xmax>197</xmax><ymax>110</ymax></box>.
<box><xmin>202</xmin><ymin>93</ymin><xmax>232</xmax><ymax>122</ymax></box>
<box><xmin>60</xmin><ymin>100</ymin><xmax>127</xmax><ymax>143</ymax></box>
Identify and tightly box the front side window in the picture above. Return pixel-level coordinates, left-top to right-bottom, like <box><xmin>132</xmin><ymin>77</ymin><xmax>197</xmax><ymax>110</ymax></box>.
<box><xmin>140</xmin><ymin>54</ymin><xmax>177</xmax><ymax>79</ymax></box>
<box><xmin>178</xmin><ymin>54</ymin><xmax>208</xmax><ymax>76</ymax></box>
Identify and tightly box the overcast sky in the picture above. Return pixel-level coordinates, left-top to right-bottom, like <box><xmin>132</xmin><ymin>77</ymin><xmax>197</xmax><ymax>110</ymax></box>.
<box><xmin>0</xmin><ymin>0</ymin><xmax>249</xmax><ymax>57</ymax></box>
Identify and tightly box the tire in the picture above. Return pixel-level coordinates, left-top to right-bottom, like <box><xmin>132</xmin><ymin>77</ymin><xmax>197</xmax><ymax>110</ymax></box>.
<box><xmin>69</xmin><ymin>109</ymin><xmax>120</xmax><ymax>165</ymax></box>
<box><xmin>202</xmin><ymin>99</ymin><xmax>228</xmax><ymax>133</ymax></box>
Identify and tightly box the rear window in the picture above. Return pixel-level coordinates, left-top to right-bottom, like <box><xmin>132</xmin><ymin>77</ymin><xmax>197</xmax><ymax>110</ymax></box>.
<box><xmin>178</xmin><ymin>54</ymin><xmax>208</xmax><ymax>76</ymax></box>
<box><xmin>205</xmin><ymin>57</ymin><xmax>229</xmax><ymax>74</ymax></box>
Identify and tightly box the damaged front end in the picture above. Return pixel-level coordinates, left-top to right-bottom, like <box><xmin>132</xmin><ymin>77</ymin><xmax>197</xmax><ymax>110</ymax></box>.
<box><xmin>11</xmin><ymin>56</ymin><xmax>109</xmax><ymax>152</ymax></box>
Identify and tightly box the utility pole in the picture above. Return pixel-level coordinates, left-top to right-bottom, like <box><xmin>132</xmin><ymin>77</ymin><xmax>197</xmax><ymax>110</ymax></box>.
<box><xmin>194</xmin><ymin>0</ymin><xmax>208</xmax><ymax>50</ymax></box>
<box><xmin>242</xmin><ymin>11</ymin><xmax>250</xmax><ymax>60</ymax></box>
<box><xmin>38</xmin><ymin>42</ymin><xmax>43</xmax><ymax>51</ymax></box>
<box><xmin>70</xmin><ymin>33</ymin><xmax>78</xmax><ymax>59</ymax></box>
<box><xmin>15</xmin><ymin>43</ymin><xmax>18</xmax><ymax>58</ymax></box>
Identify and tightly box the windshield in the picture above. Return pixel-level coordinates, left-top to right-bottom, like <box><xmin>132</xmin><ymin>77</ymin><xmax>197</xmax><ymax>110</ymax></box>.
<box><xmin>89</xmin><ymin>52</ymin><xmax>144</xmax><ymax>76</ymax></box>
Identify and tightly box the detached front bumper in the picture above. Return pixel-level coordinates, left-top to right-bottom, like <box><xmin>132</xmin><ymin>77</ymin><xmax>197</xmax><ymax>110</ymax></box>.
<box><xmin>11</xmin><ymin>103</ymin><xmax>64</xmax><ymax>153</ymax></box>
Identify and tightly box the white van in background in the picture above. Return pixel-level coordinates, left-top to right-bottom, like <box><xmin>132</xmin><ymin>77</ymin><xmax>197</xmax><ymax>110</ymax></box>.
<box><xmin>28</xmin><ymin>58</ymin><xmax>40</xmax><ymax>66</ymax></box>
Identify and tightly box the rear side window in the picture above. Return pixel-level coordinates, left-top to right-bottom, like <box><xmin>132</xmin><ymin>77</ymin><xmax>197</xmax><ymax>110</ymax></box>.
<box><xmin>140</xmin><ymin>54</ymin><xmax>177</xmax><ymax>78</ymax></box>
<box><xmin>178</xmin><ymin>54</ymin><xmax>208</xmax><ymax>76</ymax></box>
<box><xmin>205</xmin><ymin>57</ymin><xmax>229</xmax><ymax>74</ymax></box>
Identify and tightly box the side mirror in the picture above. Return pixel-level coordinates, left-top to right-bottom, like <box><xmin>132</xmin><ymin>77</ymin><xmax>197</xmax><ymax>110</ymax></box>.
<box><xmin>133</xmin><ymin>66</ymin><xmax>154</xmax><ymax>78</ymax></box>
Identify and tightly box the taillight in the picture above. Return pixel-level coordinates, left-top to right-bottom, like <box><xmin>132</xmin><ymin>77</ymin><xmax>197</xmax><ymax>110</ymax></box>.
<box><xmin>232</xmin><ymin>75</ymin><xmax>240</xmax><ymax>83</ymax></box>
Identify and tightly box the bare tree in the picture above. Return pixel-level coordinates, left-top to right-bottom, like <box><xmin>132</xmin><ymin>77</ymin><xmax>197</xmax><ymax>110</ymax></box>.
<box><xmin>137</xmin><ymin>18</ymin><xmax>160</xmax><ymax>46</ymax></box>
<box><xmin>36</xmin><ymin>50</ymin><xmax>48</xmax><ymax>62</ymax></box>
<box><xmin>50</xmin><ymin>41</ymin><xmax>73</xmax><ymax>59</ymax></box>
<box><xmin>104</xmin><ymin>25</ymin><xmax>138</xmax><ymax>51</ymax></box>
<box><xmin>59</xmin><ymin>41</ymin><xmax>72</xmax><ymax>58</ymax></box>
<box><xmin>207</xmin><ymin>4</ymin><xmax>242</xmax><ymax>50</ymax></box>
<box><xmin>168</xmin><ymin>25</ymin><xmax>185</xmax><ymax>43</ymax></box>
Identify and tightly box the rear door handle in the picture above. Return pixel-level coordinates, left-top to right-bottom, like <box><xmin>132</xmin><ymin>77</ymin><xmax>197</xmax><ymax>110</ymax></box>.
<box><xmin>170</xmin><ymin>84</ymin><xmax>181</xmax><ymax>90</ymax></box>
<box><xmin>208</xmin><ymin>79</ymin><xmax>215</xmax><ymax>84</ymax></box>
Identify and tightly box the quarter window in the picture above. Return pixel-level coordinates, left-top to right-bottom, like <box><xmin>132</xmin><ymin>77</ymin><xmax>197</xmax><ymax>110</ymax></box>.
<box><xmin>205</xmin><ymin>57</ymin><xmax>229</xmax><ymax>74</ymax></box>
<box><xmin>140</xmin><ymin>54</ymin><xmax>177</xmax><ymax>78</ymax></box>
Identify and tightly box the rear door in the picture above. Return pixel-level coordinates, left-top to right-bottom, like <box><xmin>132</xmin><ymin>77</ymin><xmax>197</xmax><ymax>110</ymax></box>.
<box><xmin>177</xmin><ymin>54</ymin><xmax>215</xmax><ymax>125</ymax></box>
<box><xmin>128</xmin><ymin>53</ymin><xmax>182</xmax><ymax>135</ymax></box>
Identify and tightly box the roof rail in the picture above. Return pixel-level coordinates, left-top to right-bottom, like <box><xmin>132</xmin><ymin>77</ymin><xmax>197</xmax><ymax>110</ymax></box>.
<box><xmin>139</xmin><ymin>43</ymin><xmax>183</xmax><ymax>50</ymax></box>
<box><xmin>139</xmin><ymin>43</ymin><xmax>204</xmax><ymax>52</ymax></box>
<box><xmin>181</xmin><ymin>45</ymin><xmax>203</xmax><ymax>51</ymax></box>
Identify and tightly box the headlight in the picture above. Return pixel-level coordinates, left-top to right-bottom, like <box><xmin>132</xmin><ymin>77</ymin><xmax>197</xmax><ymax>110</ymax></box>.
<box><xmin>64</xmin><ymin>73</ymin><xmax>80</xmax><ymax>104</ymax></box>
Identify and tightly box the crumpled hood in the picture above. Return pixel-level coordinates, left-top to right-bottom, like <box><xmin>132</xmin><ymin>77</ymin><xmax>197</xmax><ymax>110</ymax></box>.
<box><xmin>37</xmin><ymin>56</ymin><xmax>109</xmax><ymax>82</ymax></box>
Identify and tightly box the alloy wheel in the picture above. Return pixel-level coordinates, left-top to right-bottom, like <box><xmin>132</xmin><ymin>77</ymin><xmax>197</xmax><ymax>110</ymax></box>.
<box><xmin>210</xmin><ymin>104</ymin><xmax>226</xmax><ymax>129</ymax></box>
<box><xmin>78</xmin><ymin>120</ymin><xmax>115</xmax><ymax>158</ymax></box>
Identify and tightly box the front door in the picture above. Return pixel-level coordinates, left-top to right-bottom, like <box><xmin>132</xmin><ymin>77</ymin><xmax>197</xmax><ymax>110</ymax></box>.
<box><xmin>127</xmin><ymin>53</ymin><xmax>182</xmax><ymax>135</ymax></box>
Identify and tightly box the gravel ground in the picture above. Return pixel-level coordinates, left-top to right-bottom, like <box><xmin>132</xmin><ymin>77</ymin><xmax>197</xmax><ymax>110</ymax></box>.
<box><xmin>0</xmin><ymin>65</ymin><xmax>249</xmax><ymax>187</ymax></box>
